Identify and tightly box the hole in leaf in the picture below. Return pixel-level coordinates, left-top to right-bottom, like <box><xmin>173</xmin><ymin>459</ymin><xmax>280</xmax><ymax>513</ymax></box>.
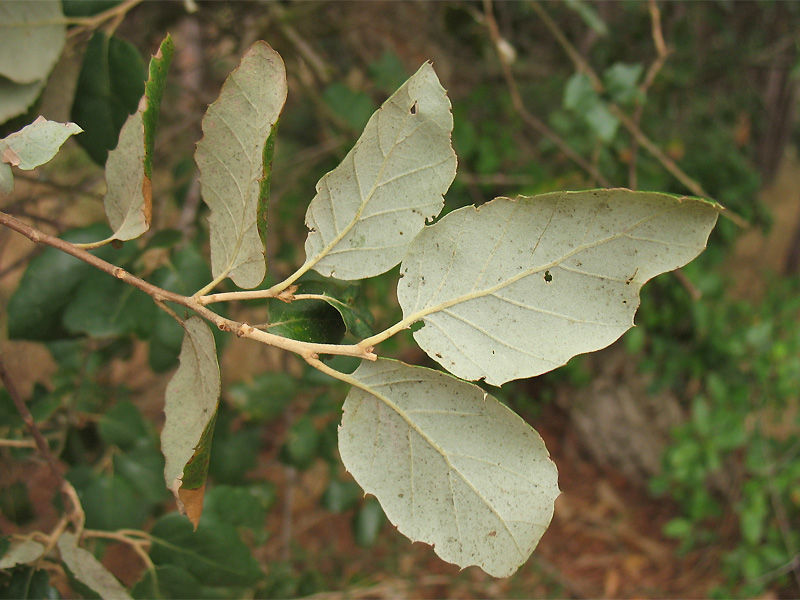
<box><xmin>409</xmin><ymin>101</ymin><xmax>418</xmax><ymax>115</ymax></box>
<box><xmin>544</xmin><ymin>270</ymin><xmax>553</xmax><ymax>283</ymax></box>
<box><xmin>410</xmin><ymin>321</ymin><xmax>424</xmax><ymax>333</ymax></box>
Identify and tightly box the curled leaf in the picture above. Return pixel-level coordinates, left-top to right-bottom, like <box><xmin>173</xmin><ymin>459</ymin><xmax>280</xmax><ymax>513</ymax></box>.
<box><xmin>104</xmin><ymin>35</ymin><xmax>174</xmax><ymax>242</ymax></box>
<box><xmin>161</xmin><ymin>316</ymin><xmax>220</xmax><ymax>528</ymax></box>
<box><xmin>196</xmin><ymin>41</ymin><xmax>287</xmax><ymax>289</ymax></box>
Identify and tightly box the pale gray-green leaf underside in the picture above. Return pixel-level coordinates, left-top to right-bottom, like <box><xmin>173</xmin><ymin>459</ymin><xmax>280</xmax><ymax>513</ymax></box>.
<box><xmin>57</xmin><ymin>532</ymin><xmax>132</xmax><ymax>600</ymax></box>
<box><xmin>161</xmin><ymin>316</ymin><xmax>220</xmax><ymax>496</ymax></box>
<box><xmin>0</xmin><ymin>0</ymin><xmax>65</xmax><ymax>85</ymax></box>
<box><xmin>104</xmin><ymin>110</ymin><xmax>147</xmax><ymax>240</ymax></box>
<box><xmin>399</xmin><ymin>189</ymin><xmax>721</xmax><ymax>386</ymax></box>
<box><xmin>339</xmin><ymin>359</ymin><xmax>559</xmax><ymax>577</ymax></box>
<box><xmin>304</xmin><ymin>62</ymin><xmax>457</xmax><ymax>280</ymax></box>
<box><xmin>196</xmin><ymin>41</ymin><xmax>287</xmax><ymax>289</ymax></box>
<box><xmin>0</xmin><ymin>117</ymin><xmax>82</xmax><ymax>170</ymax></box>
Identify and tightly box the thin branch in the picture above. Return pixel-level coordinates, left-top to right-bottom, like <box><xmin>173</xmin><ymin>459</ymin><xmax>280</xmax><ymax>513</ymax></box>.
<box><xmin>0</xmin><ymin>438</ymin><xmax>37</xmax><ymax>448</ymax></box>
<box><xmin>65</xmin><ymin>0</ymin><xmax>143</xmax><ymax>32</ymax></box>
<box><xmin>0</xmin><ymin>353</ymin><xmax>63</xmax><ymax>486</ymax></box>
<box><xmin>0</xmin><ymin>352</ymin><xmax>85</xmax><ymax>533</ymax></box>
<box><xmin>482</xmin><ymin>0</ymin><xmax>612</xmax><ymax>187</ymax></box>
<box><xmin>0</xmin><ymin>211</ymin><xmax>376</xmax><ymax>363</ymax></box>
<box><xmin>82</xmin><ymin>529</ymin><xmax>155</xmax><ymax>573</ymax></box>
<box><xmin>269</xmin><ymin>2</ymin><xmax>333</xmax><ymax>85</ymax></box>
<box><xmin>628</xmin><ymin>0</ymin><xmax>671</xmax><ymax>190</ymax></box>
<box><xmin>528</xmin><ymin>0</ymin><xmax>748</xmax><ymax>228</ymax></box>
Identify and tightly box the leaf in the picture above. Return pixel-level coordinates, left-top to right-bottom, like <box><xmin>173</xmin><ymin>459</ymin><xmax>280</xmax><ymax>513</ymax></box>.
<box><xmin>295</xmin><ymin>279</ymin><xmax>375</xmax><ymax>338</ymax></box>
<box><xmin>62</xmin><ymin>269</ymin><xmax>156</xmax><ymax>338</ymax></box>
<box><xmin>81</xmin><ymin>474</ymin><xmax>150</xmax><ymax>530</ymax></box>
<box><xmin>257</xmin><ymin>119</ymin><xmax>279</xmax><ymax>255</ymax></box>
<box><xmin>62</xmin><ymin>0</ymin><xmax>122</xmax><ymax>18</ymax></box>
<box><xmin>6</xmin><ymin>223</ymin><xmax>126</xmax><ymax>340</ymax></box>
<box><xmin>0</xmin><ymin>117</ymin><xmax>82</xmax><ymax>170</ymax></box>
<box><xmin>0</xmin><ymin>539</ymin><xmax>46</xmax><ymax>568</ymax></box>
<box><xmin>0</xmin><ymin>567</ymin><xmax>59</xmax><ymax>600</ymax></box>
<box><xmin>352</xmin><ymin>497</ymin><xmax>386</xmax><ymax>547</ymax></box>
<box><xmin>303</xmin><ymin>62</ymin><xmax>457</xmax><ymax>280</ymax></box>
<box><xmin>0</xmin><ymin>77</ymin><xmax>45</xmax><ymax>125</ymax></box>
<box><xmin>563</xmin><ymin>72</ymin><xmax>599</xmax><ymax>113</ymax></box>
<box><xmin>339</xmin><ymin>358</ymin><xmax>560</xmax><ymax>577</ymax></box>
<box><xmin>201</xmin><ymin>485</ymin><xmax>269</xmax><ymax>532</ymax></box>
<box><xmin>57</xmin><ymin>532</ymin><xmax>132</xmax><ymax>600</ymax></box>
<box><xmin>98</xmin><ymin>400</ymin><xmax>153</xmax><ymax>450</ymax></box>
<box><xmin>71</xmin><ymin>31</ymin><xmax>146</xmax><ymax>165</ymax></box>
<box><xmin>0</xmin><ymin>1</ymin><xmax>66</xmax><ymax>84</ymax></box>
<box><xmin>0</xmin><ymin>162</ymin><xmax>12</xmax><ymax>194</ymax></box>
<box><xmin>584</xmin><ymin>101</ymin><xmax>619</xmax><ymax>143</ymax></box>
<box><xmin>563</xmin><ymin>0</ymin><xmax>608</xmax><ymax>36</ymax></box>
<box><xmin>397</xmin><ymin>190</ymin><xmax>721</xmax><ymax>386</ymax></box>
<box><xmin>147</xmin><ymin>244</ymin><xmax>217</xmax><ymax>372</ymax></box>
<box><xmin>103</xmin><ymin>35</ymin><xmax>174</xmax><ymax>242</ymax></box>
<box><xmin>148</xmin><ymin>513</ymin><xmax>264</xmax><ymax>588</ymax></box>
<box><xmin>278</xmin><ymin>415</ymin><xmax>320</xmax><ymax>470</ymax></box>
<box><xmin>175</xmin><ymin>411</ymin><xmax>217</xmax><ymax>528</ymax></box>
<box><xmin>603</xmin><ymin>62</ymin><xmax>644</xmax><ymax>105</ymax></box>
<box><xmin>161</xmin><ymin>316</ymin><xmax>220</xmax><ymax>528</ymax></box>
<box><xmin>195</xmin><ymin>41</ymin><xmax>287</xmax><ymax>289</ymax></box>
<box><xmin>268</xmin><ymin>297</ymin><xmax>346</xmax><ymax>345</ymax></box>
<box><xmin>228</xmin><ymin>372</ymin><xmax>296</xmax><ymax>422</ymax></box>
<box><xmin>322</xmin><ymin>82</ymin><xmax>377</xmax><ymax>131</ymax></box>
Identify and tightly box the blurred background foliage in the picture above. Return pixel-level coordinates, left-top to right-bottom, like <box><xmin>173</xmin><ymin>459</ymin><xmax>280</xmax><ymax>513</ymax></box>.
<box><xmin>1</xmin><ymin>1</ymin><xmax>800</xmax><ymax>598</ymax></box>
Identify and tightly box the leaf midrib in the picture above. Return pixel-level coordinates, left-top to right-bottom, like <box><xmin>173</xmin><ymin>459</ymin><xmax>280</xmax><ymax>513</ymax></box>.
<box><xmin>405</xmin><ymin>202</ymin><xmax>693</xmax><ymax>326</ymax></box>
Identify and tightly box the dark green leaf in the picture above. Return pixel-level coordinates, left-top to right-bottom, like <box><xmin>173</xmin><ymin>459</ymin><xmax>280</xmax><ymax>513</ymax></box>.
<box><xmin>201</xmin><ymin>485</ymin><xmax>268</xmax><ymax>532</ymax></box>
<box><xmin>0</xmin><ymin>388</ymin><xmax>24</xmax><ymax>430</ymax></box>
<box><xmin>207</xmin><ymin>409</ymin><xmax>260</xmax><ymax>485</ymax></box>
<box><xmin>148</xmin><ymin>245</ymin><xmax>219</xmax><ymax>372</ymax></box>
<box><xmin>63</xmin><ymin>270</ymin><xmax>156</xmax><ymax>338</ymax></box>
<box><xmin>227</xmin><ymin>372</ymin><xmax>296</xmax><ymax>422</ymax></box>
<box><xmin>179</xmin><ymin>409</ymin><xmax>217</xmax><ymax>491</ymax></box>
<box><xmin>368</xmin><ymin>51</ymin><xmax>409</xmax><ymax>94</ymax></box>
<box><xmin>7</xmin><ymin>223</ymin><xmax>126</xmax><ymax>340</ymax></box>
<box><xmin>0</xmin><ymin>482</ymin><xmax>34</xmax><ymax>526</ymax></box>
<box><xmin>279</xmin><ymin>416</ymin><xmax>320</xmax><ymax>470</ymax></box>
<box><xmin>132</xmin><ymin>565</ymin><xmax>202</xmax><ymax>600</ymax></box>
<box><xmin>322</xmin><ymin>82</ymin><xmax>376</xmax><ymax>131</ymax></box>
<box><xmin>98</xmin><ymin>400</ymin><xmax>152</xmax><ymax>450</ymax></box>
<box><xmin>268</xmin><ymin>298</ymin><xmax>345</xmax><ymax>345</ymax></box>
<box><xmin>62</xmin><ymin>0</ymin><xmax>122</xmax><ymax>18</ymax></box>
<box><xmin>144</xmin><ymin>228</ymin><xmax>182</xmax><ymax>250</ymax></box>
<box><xmin>0</xmin><ymin>567</ymin><xmax>59</xmax><ymax>600</ymax></box>
<box><xmin>113</xmin><ymin>447</ymin><xmax>170</xmax><ymax>505</ymax></box>
<box><xmin>294</xmin><ymin>279</ymin><xmax>374</xmax><ymax>338</ymax></box>
<box><xmin>353</xmin><ymin>497</ymin><xmax>386</xmax><ymax>547</ymax></box>
<box><xmin>71</xmin><ymin>31</ymin><xmax>146</xmax><ymax>165</ymax></box>
<box><xmin>322</xmin><ymin>478</ymin><xmax>361</xmax><ymax>513</ymax></box>
<box><xmin>257</xmin><ymin>120</ymin><xmax>279</xmax><ymax>258</ymax></box>
<box><xmin>142</xmin><ymin>35</ymin><xmax>173</xmax><ymax>179</ymax></box>
<box><xmin>81</xmin><ymin>474</ymin><xmax>149</xmax><ymax>530</ymax></box>
<box><xmin>149</xmin><ymin>513</ymin><xmax>264</xmax><ymax>588</ymax></box>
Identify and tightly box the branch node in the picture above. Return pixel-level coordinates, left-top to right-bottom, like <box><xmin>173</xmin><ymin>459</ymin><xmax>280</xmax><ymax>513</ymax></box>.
<box><xmin>278</xmin><ymin>285</ymin><xmax>299</xmax><ymax>303</ymax></box>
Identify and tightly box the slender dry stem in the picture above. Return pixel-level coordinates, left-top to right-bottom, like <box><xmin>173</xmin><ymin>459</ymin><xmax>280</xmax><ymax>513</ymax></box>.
<box><xmin>482</xmin><ymin>0</ymin><xmax>611</xmax><ymax>187</ymax></box>
<box><xmin>0</xmin><ymin>211</ymin><xmax>377</xmax><ymax>362</ymax></box>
